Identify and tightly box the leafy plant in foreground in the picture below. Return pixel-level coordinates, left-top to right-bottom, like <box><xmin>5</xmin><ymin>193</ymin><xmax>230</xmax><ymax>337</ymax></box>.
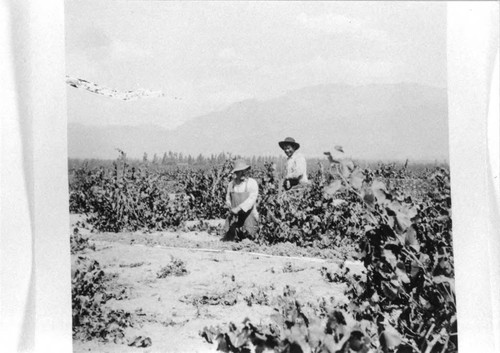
<box><xmin>201</xmin><ymin>161</ymin><xmax>455</xmax><ymax>353</ymax></box>
<box><xmin>72</xmin><ymin>256</ymin><xmax>134</xmax><ymax>343</ymax></box>
<box><xmin>156</xmin><ymin>257</ymin><xmax>188</xmax><ymax>278</ymax></box>
<box><xmin>71</xmin><ymin>235</ymin><xmax>150</xmax><ymax>345</ymax></box>
<box><xmin>70</xmin><ymin>228</ymin><xmax>95</xmax><ymax>254</ymax></box>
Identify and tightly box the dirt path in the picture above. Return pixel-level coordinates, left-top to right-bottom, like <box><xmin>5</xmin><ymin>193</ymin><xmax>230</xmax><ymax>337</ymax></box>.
<box><xmin>72</xmin><ymin>216</ymin><xmax>360</xmax><ymax>353</ymax></box>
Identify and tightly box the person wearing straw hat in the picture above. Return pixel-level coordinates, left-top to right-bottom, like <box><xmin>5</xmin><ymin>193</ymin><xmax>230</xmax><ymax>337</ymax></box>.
<box><xmin>223</xmin><ymin>159</ymin><xmax>259</xmax><ymax>240</ymax></box>
<box><xmin>324</xmin><ymin>145</ymin><xmax>356</xmax><ymax>179</ymax></box>
<box><xmin>279</xmin><ymin>137</ymin><xmax>309</xmax><ymax>190</ymax></box>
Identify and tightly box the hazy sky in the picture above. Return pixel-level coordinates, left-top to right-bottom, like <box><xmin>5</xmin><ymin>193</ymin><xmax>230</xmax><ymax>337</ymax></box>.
<box><xmin>65</xmin><ymin>1</ymin><xmax>447</xmax><ymax>129</ymax></box>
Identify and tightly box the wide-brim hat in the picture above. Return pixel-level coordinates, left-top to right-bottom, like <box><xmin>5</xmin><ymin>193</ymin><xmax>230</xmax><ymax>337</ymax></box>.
<box><xmin>279</xmin><ymin>137</ymin><xmax>300</xmax><ymax>150</ymax></box>
<box><xmin>231</xmin><ymin>159</ymin><xmax>251</xmax><ymax>173</ymax></box>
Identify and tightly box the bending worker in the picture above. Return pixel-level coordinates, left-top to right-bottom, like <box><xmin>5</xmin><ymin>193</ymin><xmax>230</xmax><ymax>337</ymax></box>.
<box><xmin>324</xmin><ymin>145</ymin><xmax>356</xmax><ymax>179</ymax></box>
<box><xmin>279</xmin><ymin>137</ymin><xmax>309</xmax><ymax>190</ymax></box>
<box><xmin>224</xmin><ymin>159</ymin><xmax>259</xmax><ymax>240</ymax></box>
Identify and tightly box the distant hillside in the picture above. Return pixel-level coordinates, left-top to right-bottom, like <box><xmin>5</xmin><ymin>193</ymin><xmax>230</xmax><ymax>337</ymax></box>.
<box><xmin>68</xmin><ymin>83</ymin><xmax>448</xmax><ymax>161</ymax></box>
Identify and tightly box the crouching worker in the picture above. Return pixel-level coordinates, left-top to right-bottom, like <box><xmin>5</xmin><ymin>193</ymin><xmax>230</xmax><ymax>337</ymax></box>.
<box><xmin>279</xmin><ymin>137</ymin><xmax>309</xmax><ymax>190</ymax></box>
<box><xmin>223</xmin><ymin>159</ymin><xmax>259</xmax><ymax>241</ymax></box>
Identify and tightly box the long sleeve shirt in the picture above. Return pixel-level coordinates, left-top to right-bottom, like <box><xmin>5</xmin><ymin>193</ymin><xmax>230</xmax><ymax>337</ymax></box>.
<box><xmin>225</xmin><ymin>178</ymin><xmax>259</xmax><ymax>216</ymax></box>
<box><xmin>285</xmin><ymin>152</ymin><xmax>309</xmax><ymax>183</ymax></box>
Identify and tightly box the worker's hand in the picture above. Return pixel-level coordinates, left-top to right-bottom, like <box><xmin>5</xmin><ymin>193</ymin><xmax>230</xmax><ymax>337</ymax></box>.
<box><xmin>284</xmin><ymin>179</ymin><xmax>291</xmax><ymax>190</ymax></box>
<box><xmin>230</xmin><ymin>207</ymin><xmax>240</xmax><ymax>215</ymax></box>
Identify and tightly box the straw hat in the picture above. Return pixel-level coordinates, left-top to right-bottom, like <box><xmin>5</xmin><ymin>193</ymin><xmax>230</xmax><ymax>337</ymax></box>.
<box><xmin>231</xmin><ymin>159</ymin><xmax>251</xmax><ymax>173</ymax></box>
<box><xmin>278</xmin><ymin>137</ymin><xmax>300</xmax><ymax>150</ymax></box>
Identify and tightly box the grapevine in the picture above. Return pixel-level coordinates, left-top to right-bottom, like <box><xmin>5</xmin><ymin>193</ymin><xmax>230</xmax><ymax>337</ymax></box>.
<box><xmin>69</xmin><ymin>151</ymin><xmax>455</xmax><ymax>352</ymax></box>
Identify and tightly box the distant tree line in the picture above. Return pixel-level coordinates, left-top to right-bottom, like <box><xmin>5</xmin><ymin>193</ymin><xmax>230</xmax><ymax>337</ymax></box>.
<box><xmin>68</xmin><ymin>149</ymin><xmax>447</xmax><ymax>175</ymax></box>
<box><xmin>141</xmin><ymin>150</ymin><xmax>288</xmax><ymax>168</ymax></box>
<box><xmin>68</xmin><ymin>150</ymin><xmax>293</xmax><ymax>173</ymax></box>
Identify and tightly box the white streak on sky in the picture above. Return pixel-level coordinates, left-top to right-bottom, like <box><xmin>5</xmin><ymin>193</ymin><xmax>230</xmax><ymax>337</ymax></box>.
<box><xmin>65</xmin><ymin>1</ymin><xmax>446</xmax><ymax>129</ymax></box>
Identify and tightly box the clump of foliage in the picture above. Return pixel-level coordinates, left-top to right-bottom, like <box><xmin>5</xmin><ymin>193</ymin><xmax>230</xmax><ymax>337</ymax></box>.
<box><xmin>70</xmin><ymin>228</ymin><xmax>95</xmax><ymax>254</ymax></box>
<box><xmin>119</xmin><ymin>261</ymin><xmax>147</xmax><ymax>268</ymax></box>
<box><xmin>156</xmin><ymin>257</ymin><xmax>188</xmax><ymax>278</ymax></box>
<box><xmin>201</xmin><ymin>164</ymin><xmax>456</xmax><ymax>353</ymax></box>
<box><xmin>71</xmin><ymin>230</ymin><xmax>149</xmax><ymax>345</ymax></box>
<box><xmin>320</xmin><ymin>263</ymin><xmax>364</xmax><ymax>290</ymax></box>
<box><xmin>72</xmin><ymin>257</ymin><xmax>134</xmax><ymax>343</ymax></box>
<box><xmin>69</xmin><ymin>150</ymin><xmax>193</xmax><ymax>232</ymax></box>
<box><xmin>181</xmin><ymin>285</ymin><xmax>240</xmax><ymax>307</ymax></box>
<box><xmin>68</xmin><ymin>150</ymin><xmax>442</xmax><ymax>253</ymax></box>
<box><xmin>201</xmin><ymin>286</ymin><xmax>375</xmax><ymax>353</ymax></box>
<box><xmin>282</xmin><ymin>261</ymin><xmax>306</xmax><ymax>273</ymax></box>
<box><xmin>128</xmin><ymin>336</ymin><xmax>152</xmax><ymax>348</ymax></box>
<box><xmin>243</xmin><ymin>286</ymin><xmax>273</xmax><ymax>307</ymax></box>
<box><xmin>69</xmin><ymin>151</ymin><xmax>234</xmax><ymax>232</ymax></box>
<box><xmin>256</xmin><ymin>162</ymin><xmax>364</xmax><ymax>247</ymax></box>
<box><xmin>181</xmin><ymin>160</ymin><xmax>233</xmax><ymax>220</ymax></box>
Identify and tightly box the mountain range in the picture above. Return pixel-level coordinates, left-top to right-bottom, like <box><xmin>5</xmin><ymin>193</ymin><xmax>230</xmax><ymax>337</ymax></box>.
<box><xmin>68</xmin><ymin>83</ymin><xmax>448</xmax><ymax>161</ymax></box>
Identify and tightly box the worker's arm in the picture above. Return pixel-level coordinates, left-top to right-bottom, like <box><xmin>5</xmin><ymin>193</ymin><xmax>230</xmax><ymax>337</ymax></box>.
<box><xmin>225</xmin><ymin>181</ymin><xmax>233</xmax><ymax>209</ymax></box>
<box><xmin>324</xmin><ymin>152</ymin><xmax>342</xmax><ymax>164</ymax></box>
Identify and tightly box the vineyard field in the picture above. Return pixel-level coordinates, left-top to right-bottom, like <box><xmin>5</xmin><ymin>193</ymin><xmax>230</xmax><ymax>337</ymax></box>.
<box><xmin>71</xmin><ymin>217</ymin><xmax>352</xmax><ymax>353</ymax></box>
<box><xmin>70</xmin><ymin>154</ymin><xmax>455</xmax><ymax>353</ymax></box>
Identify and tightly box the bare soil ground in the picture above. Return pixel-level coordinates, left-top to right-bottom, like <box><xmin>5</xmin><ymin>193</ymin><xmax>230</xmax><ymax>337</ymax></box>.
<box><xmin>71</xmin><ymin>216</ymin><xmax>360</xmax><ymax>353</ymax></box>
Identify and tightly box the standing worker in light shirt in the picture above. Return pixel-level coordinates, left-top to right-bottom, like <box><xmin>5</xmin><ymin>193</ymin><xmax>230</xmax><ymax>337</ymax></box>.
<box><xmin>279</xmin><ymin>137</ymin><xmax>309</xmax><ymax>190</ymax></box>
<box><xmin>223</xmin><ymin>159</ymin><xmax>259</xmax><ymax>241</ymax></box>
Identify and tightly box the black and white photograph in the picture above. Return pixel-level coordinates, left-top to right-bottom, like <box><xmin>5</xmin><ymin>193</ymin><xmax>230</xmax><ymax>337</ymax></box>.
<box><xmin>1</xmin><ymin>1</ymin><xmax>499</xmax><ymax>353</ymax></box>
<box><xmin>65</xmin><ymin>2</ymin><xmax>453</xmax><ymax>352</ymax></box>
